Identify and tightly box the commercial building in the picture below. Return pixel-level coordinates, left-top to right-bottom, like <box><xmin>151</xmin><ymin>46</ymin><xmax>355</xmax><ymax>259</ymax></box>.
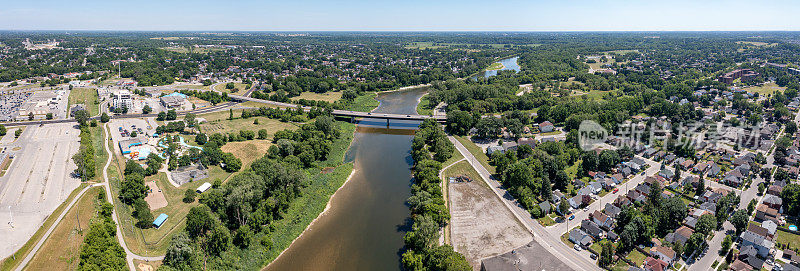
<box><xmin>718</xmin><ymin>69</ymin><xmax>759</xmax><ymax>84</ymax></box>
<box><xmin>112</xmin><ymin>90</ymin><xmax>133</xmax><ymax>109</ymax></box>
<box><xmin>160</xmin><ymin>93</ymin><xmax>187</xmax><ymax>109</ymax></box>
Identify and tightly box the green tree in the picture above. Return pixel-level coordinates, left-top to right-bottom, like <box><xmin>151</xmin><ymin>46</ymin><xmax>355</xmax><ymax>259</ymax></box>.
<box><xmin>696</xmin><ymin>214</ymin><xmax>717</xmax><ymax>235</ymax></box>
<box><xmin>0</xmin><ymin>124</ymin><xmax>6</xmax><ymax>136</ymax></box>
<box><xmin>207</xmin><ymin>225</ymin><xmax>231</xmax><ymax>256</ymax></box>
<box><xmin>142</xmin><ymin>105</ymin><xmax>152</xmax><ymax>114</ymax></box>
<box><xmin>600</xmin><ymin>241</ymin><xmax>614</xmax><ymax>267</ymax></box>
<box><xmin>163</xmin><ymin>232</ymin><xmax>196</xmax><ymax>270</ymax></box>
<box><xmin>730</xmin><ymin>209</ymin><xmax>749</xmax><ymax>235</ymax></box>
<box><xmin>445</xmin><ymin>110</ymin><xmax>473</xmax><ymax>135</ymax></box>
<box><xmin>73</xmin><ymin>109</ymin><xmax>90</xmax><ymax>126</ymax></box>
<box><xmin>100</xmin><ymin>112</ymin><xmax>110</xmax><ymax>123</ymax></box>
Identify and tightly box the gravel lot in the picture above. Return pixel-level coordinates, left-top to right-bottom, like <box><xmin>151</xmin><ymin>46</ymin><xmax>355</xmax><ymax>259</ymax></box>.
<box><xmin>448</xmin><ymin>179</ymin><xmax>532</xmax><ymax>270</ymax></box>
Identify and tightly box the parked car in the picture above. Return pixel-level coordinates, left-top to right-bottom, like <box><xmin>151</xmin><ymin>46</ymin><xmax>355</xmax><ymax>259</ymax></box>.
<box><xmin>569</xmin><ymin>215</ymin><xmax>575</xmax><ymax>220</ymax></box>
<box><xmin>573</xmin><ymin>244</ymin><xmax>582</xmax><ymax>251</ymax></box>
<box><xmin>613</xmin><ymin>188</ymin><xmax>619</xmax><ymax>193</ymax></box>
<box><xmin>590</xmin><ymin>253</ymin><xmax>597</xmax><ymax>259</ymax></box>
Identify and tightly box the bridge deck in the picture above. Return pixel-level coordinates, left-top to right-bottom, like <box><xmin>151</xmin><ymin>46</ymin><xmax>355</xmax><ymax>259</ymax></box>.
<box><xmin>228</xmin><ymin>95</ymin><xmax>445</xmax><ymax>121</ymax></box>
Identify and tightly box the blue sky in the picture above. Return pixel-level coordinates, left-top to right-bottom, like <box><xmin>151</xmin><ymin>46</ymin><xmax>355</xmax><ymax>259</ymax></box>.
<box><xmin>1</xmin><ymin>0</ymin><xmax>798</xmax><ymax>31</ymax></box>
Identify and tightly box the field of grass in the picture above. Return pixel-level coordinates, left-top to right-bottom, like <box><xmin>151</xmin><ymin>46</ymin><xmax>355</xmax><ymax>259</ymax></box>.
<box><xmin>90</xmin><ymin>125</ymin><xmax>108</xmax><ymax>182</ymax></box>
<box><xmin>343</xmin><ymin>93</ymin><xmax>380</xmax><ymax>112</ymax></box>
<box><xmin>68</xmin><ymin>87</ymin><xmax>99</xmax><ymax>116</ymax></box>
<box><xmin>0</xmin><ymin>183</ymin><xmax>88</xmax><ymax>271</ymax></box>
<box><xmin>416</xmin><ymin>94</ymin><xmax>434</xmax><ymax>115</ymax></box>
<box><xmin>742</xmin><ymin>82</ymin><xmax>786</xmax><ymax>96</ymax></box>
<box><xmin>25</xmin><ymin>186</ymin><xmax>103</xmax><ymax>271</ymax></box>
<box><xmin>198</xmin><ymin>109</ymin><xmax>299</xmax><ymax>135</ymax></box>
<box><xmin>291</xmin><ymin>91</ymin><xmax>343</xmax><ymax>103</ymax></box>
<box><xmin>537</xmin><ymin>214</ymin><xmax>557</xmax><ymax>227</ymax></box>
<box><xmin>404</xmin><ymin>42</ymin><xmax>539</xmax><ymax>50</ymax></box>
<box><xmin>565</xmin><ymin>160</ymin><xmax>582</xmax><ymax>179</ymax></box>
<box><xmin>455</xmin><ymin>136</ymin><xmax>496</xmax><ymax>175</ymax></box>
<box><xmin>486</xmin><ymin>62</ymin><xmax>505</xmax><ymax>71</ymax></box>
<box><xmin>776</xmin><ymin>230</ymin><xmax>800</xmax><ymax>250</ymax></box>
<box><xmin>583</xmin><ymin>89</ymin><xmax>616</xmax><ymax>101</ymax></box>
<box><xmin>736</xmin><ymin>41</ymin><xmax>778</xmax><ymax>47</ymax></box>
<box><xmin>627</xmin><ymin>250</ymin><xmax>647</xmax><ymax>266</ymax></box>
<box><xmin>214</xmin><ymin>82</ymin><xmax>249</xmax><ymax>93</ymax></box>
<box><xmin>221</xmin><ymin>140</ymin><xmax>273</xmax><ymax>168</ymax></box>
<box><xmin>160</xmin><ymin>46</ymin><xmax>226</xmax><ymax>54</ymax></box>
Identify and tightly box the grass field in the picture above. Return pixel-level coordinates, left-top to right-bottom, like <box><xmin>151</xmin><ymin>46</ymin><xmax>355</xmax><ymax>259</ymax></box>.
<box><xmin>344</xmin><ymin>93</ymin><xmax>380</xmax><ymax>112</ymax></box>
<box><xmin>742</xmin><ymin>82</ymin><xmax>786</xmax><ymax>96</ymax></box>
<box><xmin>68</xmin><ymin>88</ymin><xmax>100</xmax><ymax>116</ymax></box>
<box><xmin>404</xmin><ymin>42</ymin><xmax>540</xmax><ymax>50</ymax></box>
<box><xmin>291</xmin><ymin>91</ymin><xmax>343</xmax><ymax>103</ymax></box>
<box><xmin>736</xmin><ymin>41</ymin><xmax>778</xmax><ymax>47</ymax></box>
<box><xmin>0</xmin><ymin>183</ymin><xmax>88</xmax><ymax>271</ymax></box>
<box><xmin>160</xmin><ymin>46</ymin><xmax>226</xmax><ymax>54</ymax></box>
<box><xmin>455</xmin><ymin>136</ymin><xmax>496</xmax><ymax>175</ymax></box>
<box><xmin>90</xmin><ymin>125</ymin><xmax>108</xmax><ymax>182</ymax></box>
<box><xmin>776</xmin><ymin>230</ymin><xmax>800</xmax><ymax>250</ymax></box>
<box><xmin>416</xmin><ymin>95</ymin><xmax>434</xmax><ymax>115</ymax></box>
<box><xmin>537</xmin><ymin>214</ymin><xmax>557</xmax><ymax>227</ymax></box>
<box><xmin>627</xmin><ymin>250</ymin><xmax>647</xmax><ymax>266</ymax></box>
<box><xmin>25</xmin><ymin>186</ymin><xmax>103</xmax><ymax>271</ymax></box>
<box><xmin>214</xmin><ymin>82</ymin><xmax>249</xmax><ymax>93</ymax></box>
<box><xmin>198</xmin><ymin>109</ymin><xmax>299</xmax><ymax>136</ymax></box>
<box><xmin>486</xmin><ymin>62</ymin><xmax>505</xmax><ymax>71</ymax></box>
<box><xmin>221</xmin><ymin>140</ymin><xmax>273</xmax><ymax>168</ymax></box>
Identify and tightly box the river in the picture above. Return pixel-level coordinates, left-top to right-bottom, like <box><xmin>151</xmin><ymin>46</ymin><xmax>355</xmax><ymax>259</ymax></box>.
<box><xmin>265</xmin><ymin>87</ymin><xmax>428</xmax><ymax>271</ymax></box>
<box><xmin>471</xmin><ymin>56</ymin><xmax>521</xmax><ymax>79</ymax></box>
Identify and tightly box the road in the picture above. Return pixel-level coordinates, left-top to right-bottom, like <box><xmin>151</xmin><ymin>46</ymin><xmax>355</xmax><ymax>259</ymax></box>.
<box><xmin>99</xmin><ymin>123</ymin><xmax>164</xmax><ymax>271</ymax></box>
<box><xmin>449</xmin><ymin>136</ymin><xmax>601</xmax><ymax>271</ymax></box>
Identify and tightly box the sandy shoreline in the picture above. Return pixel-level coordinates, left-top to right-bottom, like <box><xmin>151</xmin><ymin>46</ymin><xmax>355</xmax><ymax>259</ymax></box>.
<box><xmin>263</xmin><ymin>166</ymin><xmax>358</xmax><ymax>271</ymax></box>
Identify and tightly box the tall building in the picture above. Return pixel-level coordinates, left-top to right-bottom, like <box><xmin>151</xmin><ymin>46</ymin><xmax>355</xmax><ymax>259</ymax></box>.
<box><xmin>112</xmin><ymin>90</ymin><xmax>133</xmax><ymax>109</ymax></box>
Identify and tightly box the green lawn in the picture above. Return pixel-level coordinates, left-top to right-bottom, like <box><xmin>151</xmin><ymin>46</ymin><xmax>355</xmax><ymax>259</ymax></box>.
<box><xmin>416</xmin><ymin>94</ymin><xmax>434</xmax><ymax>115</ymax></box>
<box><xmin>343</xmin><ymin>93</ymin><xmax>380</xmax><ymax>112</ymax></box>
<box><xmin>455</xmin><ymin>136</ymin><xmax>496</xmax><ymax>174</ymax></box>
<box><xmin>214</xmin><ymin>82</ymin><xmax>250</xmax><ymax>93</ymax></box>
<box><xmin>776</xmin><ymin>230</ymin><xmax>800</xmax><ymax>250</ymax></box>
<box><xmin>627</xmin><ymin>250</ymin><xmax>647</xmax><ymax>266</ymax></box>
<box><xmin>565</xmin><ymin>160</ymin><xmax>582</xmax><ymax>179</ymax></box>
<box><xmin>486</xmin><ymin>62</ymin><xmax>505</xmax><ymax>71</ymax></box>
<box><xmin>68</xmin><ymin>87</ymin><xmax>100</xmax><ymax>116</ymax></box>
<box><xmin>197</xmin><ymin>109</ymin><xmax>300</xmax><ymax>135</ymax></box>
<box><xmin>291</xmin><ymin>91</ymin><xmax>343</xmax><ymax>103</ymax></box>
<box><xmin>537</xmin><ymin>214</ymin><xmax>557</xmax><ymax>227</ymax></box>
<box><xmin>742</xmin><ymin>82</ymin><xmax>785</xmax><ymax>96</ymax></box>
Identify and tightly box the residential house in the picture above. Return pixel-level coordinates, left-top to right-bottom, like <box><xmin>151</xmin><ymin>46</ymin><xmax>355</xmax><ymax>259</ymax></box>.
<box><xmin>604</xmin><ymin>203</ymin><xmax>622</xmax><ymax>219</ymax></box>
<box><xmin>738</xmin><ymin>245</ymin><xmax>765</xmax><ymax>269</ymax></box>
<box><xmin>755</xmin><ymin>204</ymin><xmax>779</xmax><ymax>222</ymax></box>
<box><xmin>728</xmin><ymin>259</ymin><xmax>754</xmax><ymax>271</ymax></box>
<box><xmin>644</xmin><ymin>257</ymin><xmax>669</xmax><ymax>271</ymax></box>
<box><xmin>650</xmin><ymin>246</ymin><xmax>676</xmax><ymax>265</ymax></box>
<box><xmin>768</xmin><ymin>185</ymin><xmax>784</xmax><ymax>196</ymax></box>
<box><xmin>539</xmin><ymin>201</ymin><xmax>552</xmax><ymax>215</ymax></box>
<box><xmin>539</xmin><ymin>121</ymin><xmax>555</xmax><ymax>133</ymax></box>
<box><xmin>666</xmin><ymin>226</ymin><xmax>693</xmax><ymax>246</ymax></box>
<box><xmin>591</xmin><ymin>210</ymin><xmax>614</xmax><ymax>230</ymax></box>
<box><xmin>739</xmin><ymin>231</ymin><xmax>775</xmax><ymax>258</ymax></box>
<box><xmin>763</xmin><ymin>194</ymin><xmax>783</xmax><ymax>210</ymax></box>
<box><xmin>581</xmin><ymin>219</ymin><xmax>604</xmax><ymax>239</ymax></box>
<box><xmin>569</xmin><ymin>228</ymin><xmax>592</xmax><ymax>248</ymax></box>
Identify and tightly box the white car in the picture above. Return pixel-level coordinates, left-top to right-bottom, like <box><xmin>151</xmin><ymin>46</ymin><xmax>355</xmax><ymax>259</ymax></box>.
<box><xmin>573</xmin><ymin>244</ymin><xmax>582</xmax><ymax>251</ymax></box>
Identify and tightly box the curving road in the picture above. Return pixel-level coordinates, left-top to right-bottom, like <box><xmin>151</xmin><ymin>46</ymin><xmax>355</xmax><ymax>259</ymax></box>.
<box><xmin>99</xmin><ymin>123</ymin><xmax>165</xmax><ymax>271</ymax></box>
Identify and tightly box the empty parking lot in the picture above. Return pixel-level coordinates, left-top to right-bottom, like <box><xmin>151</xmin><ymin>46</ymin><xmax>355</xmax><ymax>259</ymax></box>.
<box><xmin>0</xmin><ymin>123</ymin><xmax>81</xmax><ymax>258</ymax></box>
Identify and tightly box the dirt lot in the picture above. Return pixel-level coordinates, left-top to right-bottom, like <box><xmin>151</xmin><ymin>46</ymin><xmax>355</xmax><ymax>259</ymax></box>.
<box><xmin>145</xmin><ymin>181</ymin><xmax>167</xmax><ymax>210</ymax></box>
<box><xmin>448</xmin><ymin>178</ymin><xmax>532</xmax><ymax>270</ymax></box>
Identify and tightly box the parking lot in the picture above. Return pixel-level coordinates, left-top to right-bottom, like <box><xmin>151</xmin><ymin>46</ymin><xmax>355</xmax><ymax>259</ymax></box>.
<box><xmin>0</xmin><ymin>123</ymin><xmax>81</xmax><ymax>258</ymax></box>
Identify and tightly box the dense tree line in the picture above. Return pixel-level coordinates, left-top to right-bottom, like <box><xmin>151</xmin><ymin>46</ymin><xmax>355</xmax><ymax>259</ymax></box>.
<box><xmin>402</xmin><ymin>119</ymin><xmax>469</xmax><ymax>271</ymax></box>
<box><xmin>72</xmin><ymin>126</ymin><xmax>96</xmax><ymax>181</ymax></box>
<box><xmin>77</xmin><ymin>192</ymin><xmax>126</xmax><ymax>271</ymax></box>
<box><xmin>160</xmin><ymin>115</ymin><xmax>341</xmax><ymax>270</ymax></box>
